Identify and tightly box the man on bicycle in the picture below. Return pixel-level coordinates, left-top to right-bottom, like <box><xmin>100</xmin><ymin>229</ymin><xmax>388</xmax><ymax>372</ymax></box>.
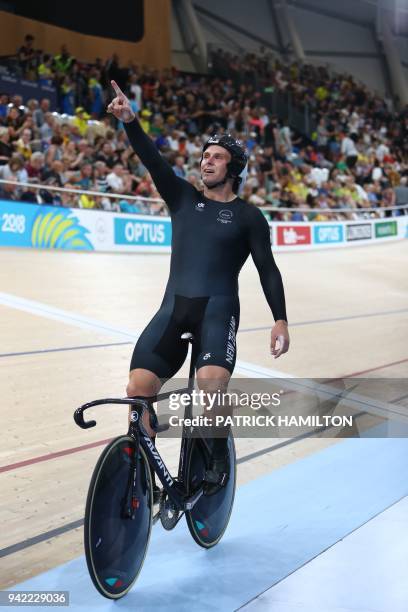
<box><xmin>107</xmin><ymin>80</ymin><xmax>289</xmax><ymax>495</ymax></box>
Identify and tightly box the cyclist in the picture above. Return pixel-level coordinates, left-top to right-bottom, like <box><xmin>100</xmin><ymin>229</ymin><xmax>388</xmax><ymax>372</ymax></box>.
<box><xmin>107</xmin><ymin>80</ymin><xmax>289</xmax><ymax>495</ymax></box>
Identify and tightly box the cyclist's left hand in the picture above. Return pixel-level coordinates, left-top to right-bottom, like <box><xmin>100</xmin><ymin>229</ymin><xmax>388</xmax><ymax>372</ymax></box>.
<box><xmin>270</xmin><ymin>320</ymin><xmax>290</xmax><ymax>358</ymax></box>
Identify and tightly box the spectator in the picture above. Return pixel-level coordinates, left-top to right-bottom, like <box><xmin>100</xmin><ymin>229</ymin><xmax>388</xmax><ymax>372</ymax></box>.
<box><xmin>14</xmin><ymin>128</ymin><xmax>33</xmax><ymax>160</ymax></box>
<box><xmin>93</xmin><ymin>161</ymin><xmax>109</xmax><ymax>192</ymax></box>
<box><xmin>0</xmin><ymin>156</ymin><xmax>29</xmax><ymax>184</ymax></box>
<box><xmin>17</xmin><ymin>34</ymin><xmax>36</xmax><ymax>77</ymax></box>
<box><xmin>33</xmin><ymin>98</ymin><xmax>51</xmax><ymax>128</ymax></box>
<box><xmin>26</xmin><ymin>152</ymin><xmax>46</xmax><ymax>180</ymax></box>
<box><xmin>341</xmin><ymin>131</ymin><xmax>358</xmax><ymax>169</ymax></box>
<box><xmin>172</xmin><ymin>155</ymin><xmax>186</xmax><ymax>178</ymax></box>
<box><xmin>74</xmin><ymin>163</ymin><xmax>94</xmax><ymax>190</ymax></box>
<box><xmin>54</xmin><ymin>45</ymin><xmax>75</xmax><ymax>75</ymax></box>
<box><xmin>106</xmin><ymin>163</ymin><xmax>126</xmax><ymax>193</ymax></box>
<box><xmin>42</xmin><ymin>159</ymin><xmax>66</xmax><ymax>187</ymax></box>
<box><xmin>0</xmin><ymin>127</ymin><xmax>13</xmax><ymax>165</ymax></box>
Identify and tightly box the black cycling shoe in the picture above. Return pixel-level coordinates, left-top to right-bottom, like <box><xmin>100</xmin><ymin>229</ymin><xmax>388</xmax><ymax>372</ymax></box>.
<box><xmin>203</xmin><ymin>454</ymin><xmax>230</xmax><ymax>496</ymax></box>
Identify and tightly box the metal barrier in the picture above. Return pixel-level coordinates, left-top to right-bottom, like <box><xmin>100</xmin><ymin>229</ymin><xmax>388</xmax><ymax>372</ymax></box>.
<box><xmin>0</xmin><ymin>179</ymin><xmax>407</xmax><ymax>220</ymax></box>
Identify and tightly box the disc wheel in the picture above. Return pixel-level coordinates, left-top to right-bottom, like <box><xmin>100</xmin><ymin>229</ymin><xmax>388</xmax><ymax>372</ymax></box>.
<box><xmin>84</xmin><ymin>436</ymin><xmax>153</xmax><ymax>599</ymax></box>
<box><xmin>185</xmin><ymin>432</ymin><xmax>236</xmax><ymax>548</ymax></box>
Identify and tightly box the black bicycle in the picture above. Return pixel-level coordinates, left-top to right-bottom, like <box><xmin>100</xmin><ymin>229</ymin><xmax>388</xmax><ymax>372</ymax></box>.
<box><xmin>73</xmin><ymin>333</ymin><xmax>236</xmax><ymax>599</ymax></box>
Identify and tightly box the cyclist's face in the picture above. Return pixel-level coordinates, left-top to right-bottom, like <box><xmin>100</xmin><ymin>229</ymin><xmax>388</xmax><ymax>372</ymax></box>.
<box><xmin>201</xmin><ymin>145</ymin><xmax>231</xmax><ymax>187</ymax></box>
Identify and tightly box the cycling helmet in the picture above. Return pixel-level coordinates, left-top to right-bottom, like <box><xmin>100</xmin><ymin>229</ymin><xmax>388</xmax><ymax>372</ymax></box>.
<box><xmin>202</xmin><ymin>134</ymin><xmax>248</xmax><ymax>193</ymax></box>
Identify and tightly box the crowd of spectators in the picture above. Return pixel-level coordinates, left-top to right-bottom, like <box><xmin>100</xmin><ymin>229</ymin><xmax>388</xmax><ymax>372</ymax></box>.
<box><xmin>0</xmin><ymin>36</ymin><xmax>407</xmax><ymax>220</ymax></box>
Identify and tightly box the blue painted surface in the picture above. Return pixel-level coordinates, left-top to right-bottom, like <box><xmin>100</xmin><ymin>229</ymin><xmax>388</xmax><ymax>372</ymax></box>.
<box><xmin>242</xmin><ymin>496</ymin><xmax>408</xmax><ymax>612</ymax></box>
<box><xmin>10</xmin><ymin>437</ymin><xmax>408</xmax><ymax>611</ymax></box>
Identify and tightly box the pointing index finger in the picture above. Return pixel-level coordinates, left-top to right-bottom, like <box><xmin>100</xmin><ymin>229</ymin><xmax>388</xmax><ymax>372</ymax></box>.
<box><xmin>111</xmin><ymin>80</ymin><xmax>124</xmax><ymax>98</ymax></box>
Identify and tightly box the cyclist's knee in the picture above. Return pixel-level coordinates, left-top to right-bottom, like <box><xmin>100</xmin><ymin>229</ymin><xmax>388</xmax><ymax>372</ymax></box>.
<box><xmin>126</xmin><ymin>368</ymin><xmax>161</xmax><ymax>398</ymax></box>
<box><xmin>196</xmin><ymin>367</ymin><xmax>230</xmax><ymax>394</ymax></box>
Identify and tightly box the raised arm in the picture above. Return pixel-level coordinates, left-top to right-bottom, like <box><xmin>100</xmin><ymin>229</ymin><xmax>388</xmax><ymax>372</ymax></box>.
<box><xmin>107</xmin><ymin>80</ymin><xmax>185</xmax><ymax>208</ymax></box>
<box><xmin>247</xmin><ymin>205</ymin><xmax>289</xmax><ymax>357</ymax></box>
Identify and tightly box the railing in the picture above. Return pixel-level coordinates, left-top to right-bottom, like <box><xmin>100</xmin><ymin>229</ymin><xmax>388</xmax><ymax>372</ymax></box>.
<box><xmin>1</xmin><ymin>179</ymin><xmax>407</xmax><ymax>220</ymax></box>
<box><xmin>0</xmin><ymin>179</ymin><xmax>164</xmax><ymax>215</ymax></box>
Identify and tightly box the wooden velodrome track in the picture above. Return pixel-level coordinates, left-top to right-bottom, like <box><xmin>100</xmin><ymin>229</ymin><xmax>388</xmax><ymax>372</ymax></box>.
<box><xmin>0</xmin><ymin>239</ymin><xmax>407</xmax><ymax>588</ymax></box>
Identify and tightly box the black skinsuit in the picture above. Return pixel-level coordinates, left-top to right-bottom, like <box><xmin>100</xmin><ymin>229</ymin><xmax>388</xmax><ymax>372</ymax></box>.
<box><xmin>124</xmin><ymin>120</ymin><xmax>287</xmax><ymax>378</ymax></box>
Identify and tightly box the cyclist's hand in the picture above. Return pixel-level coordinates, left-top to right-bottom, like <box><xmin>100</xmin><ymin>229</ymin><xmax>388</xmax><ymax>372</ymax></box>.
<box><xmin>107</xmin><ymin>80</ymin><xmax>135</xmax><ymax>123</ymax></box>
<box><xmin>270</xmin><ymin>320</ymin><xmax>289</xmax><ymax>358</ymax></box>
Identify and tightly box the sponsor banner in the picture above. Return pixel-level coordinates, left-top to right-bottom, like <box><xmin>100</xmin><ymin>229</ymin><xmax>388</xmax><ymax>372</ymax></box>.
<box><xmin>277</xmin><ymin>225</ymin><xmax>311</xmax><ymax>246</ymax></box>
<box><xmin>114</xmin><ymin>216</ymin><xmax>171</xmax><ymax>246</ymax></box>
<box><xmin>0</xmin><ymin>201</ymin><xmax>94</xmax><ymax>250</ymax></box>
<box><xmin>346</xmin><ymin>223</ymin><xmax>372</xmax><ymax>241</ymax></box>
<box><xmin>313</xmin><ymin>224</ymin><xmax>344</xmax><ymax>244</ymax></box>
<box><xmin>1</xmin><ymin>201</ymin><xmax>406</xmax><ymax>253</ymax></box>
<box><xmin>375</xmin><ymin>221</ymin><xmax>398</xmax><ymax>238</ymax></box>
<box><xmin>0</xmin><ymin>75</ymin><xmax>57</xmax><ymax>108</ymax></box>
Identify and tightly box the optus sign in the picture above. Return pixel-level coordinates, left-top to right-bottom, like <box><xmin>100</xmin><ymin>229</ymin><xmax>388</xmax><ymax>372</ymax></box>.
<box><xmin>277</xmin><ymin>225</ymin><xmax>311</xmax><ymax>246</ymax></box>
<box><xmin>313</xmin><ymin>224</ymin><xmax>344</xmax><ymax>244</ymax></box>
<box><xmin>375</xmin><ymin>221</ymin><xmax>397</xmax><ymax>238</ymax></box>
<box><xmin>114</xmin><ymin>217</ymin><xmax>171</xmax><ymax>246</ymax></box>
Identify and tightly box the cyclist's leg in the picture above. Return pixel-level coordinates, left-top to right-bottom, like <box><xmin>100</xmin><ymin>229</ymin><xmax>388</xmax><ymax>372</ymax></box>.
<box><xmin>127</xmin><ymin>369</ymin><xmax>162</xmax><ymax>437</ymax></box>
<box><xmin>127</xmin><ymin>292</ymin><xmax>190</xmax><ymax>433</ymax></box>
<box><xmin>194</xmin><ymin>296</ymin><xmax>239</xmax><ymax>491</ymax></box>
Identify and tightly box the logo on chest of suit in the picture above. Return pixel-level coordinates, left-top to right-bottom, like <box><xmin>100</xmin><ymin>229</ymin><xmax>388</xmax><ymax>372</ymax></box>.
<box><xmin>195</xmin><ymin>202</ymin><xmax>206</xmax><ymax>211</ymax></box>
<box><xmin>217</xmin><ymin>209</ymin><xmax>234</xmax><ymax>224</ymax></box>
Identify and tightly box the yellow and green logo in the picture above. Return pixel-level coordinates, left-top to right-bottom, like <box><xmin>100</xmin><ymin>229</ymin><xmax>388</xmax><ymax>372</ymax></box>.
<box><xmin>31</xmin><ymin>209</ymin><xmax>93</xmax><ymax>250</ymax></box>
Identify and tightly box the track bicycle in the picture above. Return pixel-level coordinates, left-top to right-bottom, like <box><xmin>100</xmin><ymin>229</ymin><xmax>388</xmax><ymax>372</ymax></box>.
<box><xmin>73</xmin><ymin>333</ymin><xmax>236</xmax><ymax>599</ymax></box>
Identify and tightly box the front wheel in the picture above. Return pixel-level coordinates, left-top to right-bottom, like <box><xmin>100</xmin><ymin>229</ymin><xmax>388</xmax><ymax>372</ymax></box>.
<box><xmin>185</xmin><ymin>432</ymin><xmax>236</xmax><ymax>548</ymax></box>
<box><xmin>84</xmin><ymin>436</ymin><xmax>153</xmax><ymax>599</ymax></box>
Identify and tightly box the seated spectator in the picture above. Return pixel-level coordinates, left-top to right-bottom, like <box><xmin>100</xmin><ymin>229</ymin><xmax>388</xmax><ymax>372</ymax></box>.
<box><xmin>33</xmin><ymin>98</ymin><xmax>51</xmax><ymax>129</ymax></box>
<box><xmin>0</xmin><ymin>127</ymin><xmax>13</xmax><ymax>165</ymax></box>
<box><xmin>106</xmin><ymin>163</ymin><xmax>126</xmax><ymax>193</ymax></box>
<box><xmin>59</xmin><ymin>183</ymin><xmax>79</xmax><ymax>208</ymax></box>
<box><xmin>172</xmin><ymin>155</ymin><xmax>186</xmax><ymax>178</ymax></box>
<box><xmin>0</xmin><ymin>156</ymin><xmax>28</xmax><ymax>184</ymax></box>
<box><xmin>93</xmin><ymin>161</ymin><xmax>109</xmax><ymax>192</ymax></box>
<box><xmin>40</xmin><ymin>113</ymin><xmax>56</xmax><ymax>143</ymax></box>
<box><xmin>14</xmin><ymin>128</ymin><xmax>33</xmax><ymax>160</ymax></box>
<box><xmin>79</xmin><ymin>193</ymin><xmax>98</xmax><ymax>209</ymax></box>
<box><xmin>74</xmin><ymin>163</ymin><xmax>94</xmax><ymax>190</ymax></box>
<box><xmin>42</xmin><ymin>159</ymin><xmax>66</xmax><ymax>187</ymax></box>
<box><xmin>0</xmin><ymin>173</ymin><xmax>19</xmax><ymax>200</ymax></box>
<box><xmin>26</xmin><ymin>152</ymin><xmax>46</xmax><ymax>180</ymax></box>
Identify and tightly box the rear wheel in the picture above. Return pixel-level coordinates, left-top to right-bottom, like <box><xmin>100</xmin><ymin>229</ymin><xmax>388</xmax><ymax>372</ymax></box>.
<box><xmin>84</xmin><ymin>436</ymin><xmax>152</xmax><ymax>599</ymax></box>
<box><xmin>185</xmin><ymin>432</ymin><xmax>236</xmax><ymax>548</ymax></box>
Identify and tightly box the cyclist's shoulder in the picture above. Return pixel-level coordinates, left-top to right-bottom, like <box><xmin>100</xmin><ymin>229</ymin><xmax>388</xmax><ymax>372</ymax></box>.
<box><xmin>239</xmin><ymin>199</ymin><xmax>267</xmax><ymax>222</ymax></box>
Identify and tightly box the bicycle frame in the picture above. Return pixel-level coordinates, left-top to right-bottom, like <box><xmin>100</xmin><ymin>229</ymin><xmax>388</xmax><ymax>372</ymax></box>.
<box><xmin>74</xmin><ymin>336</ymin><xmax>211</xmax><ymax>513</ymax></box>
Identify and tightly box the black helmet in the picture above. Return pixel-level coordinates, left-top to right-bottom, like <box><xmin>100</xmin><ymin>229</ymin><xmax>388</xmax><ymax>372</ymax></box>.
<box><xmin>202</xmin><ymin>134</ymin><xmax>248</xmax><ymax>184</ymax></box>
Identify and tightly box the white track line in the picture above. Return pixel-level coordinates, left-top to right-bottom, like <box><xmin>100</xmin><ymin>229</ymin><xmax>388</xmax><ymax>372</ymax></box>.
<box><xmin>0</xmin><ymin>291</ymin><xmax>138</xmax><ymax>340</ymax></box>
<box><xmin>0</xmin><ymin>291</ymin><xmax>291</xmax><ymax>377</ymax></box>
<box><xmin>1</xmin><ymin>291</ymin><xmax>404</xmax><ymax>422</ymax></box>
